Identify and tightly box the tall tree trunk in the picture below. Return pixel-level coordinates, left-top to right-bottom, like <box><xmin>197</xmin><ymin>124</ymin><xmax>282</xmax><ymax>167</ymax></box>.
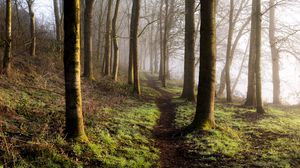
<box><xmin>96</xmin><ymin>1</ymin><xmax>104</xmax><ymax>61</ymax></box>
<box><xmin>181</xmin><ymin>0</ymin><xmax>196</xmax><ymax>102</ymax></box>
<box><xmin>162</xmin><ymin>0</ymin><xmax>169</xmax><ymax>87</ymax></box>
<box><xmin>53</xmin><ymin>0</ymin><xmax>62</xmax><ymax>52</ymax></box>
<box><xmin>27</xmin><ymin>0</ymin><xmax>36</xmax><ymax>57</ymax></box>
<box><xmin>255</xmin><ymin>0</ymin><xmax>265</xmax><ymax>113</ymax></box>
<box><xmin>224</xmin><ymin>0</ymin><xmax>234</xmax><ymax>102</ymax></box>
<box><xmin>158</xmin><ymin>0</ymin><xmax>164</xmax><ymax>80</ymax></box>
<box><xmin>188</xmin><ymin>0</ymin><xmax>216</xmax><ymax>131</ymax></box>
<box><xmin>130</xmin><ymin>0</ymin><xmax>141</xmax><ymax>95</ymax></box>
<box><xmin>64</xmin><ymin>0</ymin><xmax>87</xmax><ymax>141</ymax></box>
<box><xmin>112</xmin><ymin>0</ymin><xmax>120</xmax><ymax>81</ymax></box>
<box><xmin>245</xmin><ymin>0</ymin><xmax>257</xmax><ymax>106</ymax></box>
<box><xmin>3</xmin><ymin>0</ymin><xmax>12</xmax><ymax>77</ymax></box>
<box><xmin>104</xmin><ymin>0</ymin><xmax>113</xmax><ymax>76</ymax></box>
<box><xmin>269</xmin><ymin>0</ymin><xmax>281</xmax><ymax>104</ymax></box>
<box><xmin>82</xmin><ymin>0</ymin><xmax>95</xmax><ymax>80</ymax></box>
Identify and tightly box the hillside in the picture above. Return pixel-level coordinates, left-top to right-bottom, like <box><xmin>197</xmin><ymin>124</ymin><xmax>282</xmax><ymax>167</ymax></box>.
<box><xmin>0</xmin><ymin>56</ymin><xmax>299</xmax><ymax>167</ymax></box>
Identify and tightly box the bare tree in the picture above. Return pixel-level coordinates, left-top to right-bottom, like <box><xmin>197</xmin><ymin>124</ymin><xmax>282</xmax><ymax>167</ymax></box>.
<box><xmin>26</xmin><ymin>0</ymin><xmax>36</xmax><ymax>57</ymax></box>
<box><xmin>2</xmin><ymin>0</ymin><xmax>12</xmax><ymax>77</ymax></box>
<box><xmin>64</xmin><ymin>0</ymin><xmax>88</xmax><ymax>141</ymax></box>
<box><xmin>82</xmin><ymin>0</ymin><xmax>95</xmax><ymax>80</ymax></box>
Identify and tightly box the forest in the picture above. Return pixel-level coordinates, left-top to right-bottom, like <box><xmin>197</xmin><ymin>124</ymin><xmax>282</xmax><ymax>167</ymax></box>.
<box><xmin>0</xmin><ymin>0</ymin><xmax>300</xmax><ymax>167</ymax></box>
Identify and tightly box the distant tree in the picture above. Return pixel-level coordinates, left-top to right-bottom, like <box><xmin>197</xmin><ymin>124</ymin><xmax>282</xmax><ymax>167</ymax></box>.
<box><xmin>181</xmin><ymin>0</ymin><xmax>196</xmax><ymax>102</ymax></box>
<box><xmin>96</xmin><ymin>1</ymin><xmax>104</xmax><ymax>61</ymax></box>
<box><xmin>64</xmin><ymin>0</ymin><xmax>88</xmax><ymax>141</ymax></box>
<box><xmin>104</xmin><ymin>0</ymin><xmax>113</xmax><ymax>76</ymax></box>
<box><xmin>188</xmin><ymin>0</ymin><xmax>216</xmax><ymax>130</ymax></box>
<box><xmin>82</xmin><ymin>0</ymin><xmax>95</xmax><ymax>80</ymax></box>
<box><xmin>245</xmin><ymin>0</ymin><xmax>257</xmax><ymax>106</ymax></box>
<box><xmin>269</xmin><ymin>0</ymin><xmax>281</xmax><ymax>104</ymax></box>
<box><xmin>2</xmin><ymin>0</ymin><xmax>12</xmax><ymax>77</ymax></box>
<box><xmin>254</xmin><ymin>0</ymin><xmax>265</xmax><ymax>113</ymax></box>
<box><xmin>112</xmin><ymin>0</ymin><xmax>120</xmax><ymax>81</ymax></box>
<box><xmin>224</xmin><ymin>0</ymin><xmax>234</xmax><ymax>102</ymax></box>
<box><xmin>53</xmin><ymin>0</ymin><xmax>62</xmax><ymax>52</ymax></box>
<box><xmin>129</xmin><ymin>0</ymin><xmax>141</xmax><ymax>95</ymax></box>
<box><xmin>26</xmin><ymin>0</ymin><xmax>36</xmax><ymax>57</ymax></box>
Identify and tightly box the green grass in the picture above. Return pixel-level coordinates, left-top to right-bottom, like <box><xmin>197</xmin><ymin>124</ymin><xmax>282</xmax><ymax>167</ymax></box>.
<box><xmin>0</xmin><ymin>76</ymin><xmax>161</xmax><ymax>167</ymax></box>
<box><xmin>174</xmin><ymin>99</ymin><xmax>300</xmax><ymax>167</ymax></box>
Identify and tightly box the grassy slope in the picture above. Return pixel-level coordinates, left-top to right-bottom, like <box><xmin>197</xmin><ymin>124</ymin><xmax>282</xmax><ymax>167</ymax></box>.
<box><xmin>0</xmin><ymin>56</ymin><xmax>299</xmax><ymax>167</ymax></box>
<box><xmin>172</xmin><ymin>90</ymin><xmax>300</xmax><ymax>167</ymax></box>
<box><xmin>0</xmin><ymin>56</ymin><xmax>161</xmax><ymax>167</ymax></box>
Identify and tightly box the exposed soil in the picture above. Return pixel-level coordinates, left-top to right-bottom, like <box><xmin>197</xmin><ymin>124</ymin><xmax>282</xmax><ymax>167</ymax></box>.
<box><xmin>146</xmin><ymin>76</ymin><xmax>189</xmax><ymax>168</ymax></box>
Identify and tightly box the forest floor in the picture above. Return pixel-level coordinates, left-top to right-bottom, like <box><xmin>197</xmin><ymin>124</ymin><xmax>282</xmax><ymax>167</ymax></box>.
<box><xmin>0</xmin><ymin>55</ymin><xmax>300</xmax><ymax>167</ymax></box>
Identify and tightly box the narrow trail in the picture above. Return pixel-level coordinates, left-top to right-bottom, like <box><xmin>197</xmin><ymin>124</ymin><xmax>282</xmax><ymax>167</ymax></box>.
<box><xmin>145</xmin><ymin>75</ymin><xmax>188</xmax><ymax>168</ymax></box>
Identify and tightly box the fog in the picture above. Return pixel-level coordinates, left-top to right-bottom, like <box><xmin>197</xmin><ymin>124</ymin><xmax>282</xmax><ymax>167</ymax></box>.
<box><xmin>31</xmin><ymin>0</ymin><xmax>300</xmax><ymax>105</ymax></box>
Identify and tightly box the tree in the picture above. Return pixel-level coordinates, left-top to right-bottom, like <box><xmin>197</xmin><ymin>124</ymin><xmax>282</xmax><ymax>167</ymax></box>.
<box><xmin>224</xmin><ymin>0</ymin><xmax>234</xmax><ymax>102</ymax></box>
<box><xmin>2</xmin><ymin>0</ymin><xmax>12</xmax><ymax>77</ymax></box>
<box><xmin>254</xmin><ymin>0</ymin><xmax>265</xmax><ymax>113</ymax></box>
<box><xmin>64</xmin><ymin>0</ymin><xmax>88</xmax><ymax>141</ymax></box>
<box><xmin>269</xmin><ymin>0</ymin><xmax>281</xmax><ymax>104</ymax></box>
<box><xmin>104</xmin><ymin>0</ymin><xmax>113</xmax><ymax>76</ymax></box>
<box><xmin>245</xmin><ymin>0</ymin><xmax>257</xmax><ymax>106</ymax></box>
<box><xmin>112</xmin><ymin>0</ymin><xmax>120</xmax><ymax>81</ymax></box>
<box><xmin>82</xmin><ymin>0</ymin><xmax>95</xmax><ymax>80</ymax></box>
<box><xmin>188</xmin><ymin>0</ymin><xmax>216</xmax><ymax>130</ymax></box>
<box><xmin>53</xmin><ymin>0</ymin><xmax>62</xmax><ymax>52</ymax></box>
<box><xmin>26</xmin><ymin>0</ymin><xmax>36</xmax><ymax>57</ymax></box>
<box><xmin>181</xmin><ymin>0</ymin><xmax>196</xmax><ymax>102</ymax></box>
<box><xmin>129</xmin><ymin>0</ymin><xmax>141</xmax><ymax>95</ymax></box>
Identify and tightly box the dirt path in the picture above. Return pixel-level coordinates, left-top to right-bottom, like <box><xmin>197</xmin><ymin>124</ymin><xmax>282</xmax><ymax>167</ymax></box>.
<box><xmin>146</xmin><ymin>76</ymin><xmax>188</xmax><ymax>168</ymax></box>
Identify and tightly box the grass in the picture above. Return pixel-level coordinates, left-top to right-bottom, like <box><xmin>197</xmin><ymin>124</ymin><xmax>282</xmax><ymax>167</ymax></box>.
<box><xmin>174</xmin><ymin>99</ymin><xmax>300</xmax><ymax>167</ymax></box>
<box><xmin>0</xmin><ymin>56</ymin><xmax>161</xmax><ymax>167</ymax></box>
<box><xmin>1</xmin><ymin>56</ymin><xmax>300</xmax><ymax>167</ymax></box>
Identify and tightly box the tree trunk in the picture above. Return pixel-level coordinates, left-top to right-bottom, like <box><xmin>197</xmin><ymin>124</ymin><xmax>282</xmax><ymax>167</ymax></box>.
<box><xmin>104</xmin><ymin>0</ymin><xmax>113</xmax><ymax>76</ymax></box>
<box><xmin>2</xmin><ymin>0</ymin><xmax>12</xmax><ymax>77</ymax></box>
<box><xmin>130</xmin><ymin>0</ymin><xmax>141</xmax><ymax>95</ymax></box>
<box><xmin>181</xmin><ymin>0</ymin><xmax>196</xmax><ymax>102</ymax></box>
<box><xmin>224</xmin><ymin>0</ymin><xmax>234</xmax><ymax>102</ymax></box>
<box><xmin>53</xmin><ymin>0</ymin><xmax>62</xmax><ymax>52</ymax></box>
<box><xmin>189</xmin><ymin>0</ymin><xmax>216</xmax><ymax>131</ymax></box>
<box><xmin>82</xmin><ymin>0</ymin><xmax>95</xmax><ymax>80</ymax></box>
<box><xmin>255</xmin><ymin>0</ymin><xmax>265</xmax><ymax>113</ymax></box>
<box><xmin>162</xmin><ymin>0</ymin><xmax>169</xmax><ymax>87</ymax></box>
<box><xmin>245</xmin><ymin>0</ymin><xmax>257</xmax><ymax>106</ymax></box>
<box><xmin>27</xmin><ymin>0</ymin><xmax>36</xmax><ymax>57</ymax></box>
<box><xmin>64</xmin><ymin>0</ymin><xmax>87</xmax><ymax>141</ymax></box>
<box><xmin>96</xmin><ymin>1</ymin><xmax>104</xmax><ymax>61</ymax></box>
<box><xmin>269</xmin><ymin>0</ymin><xmax>281</xmax><ymax>104</ymax></box>
<box><xmin>112</xmin><ymin>0</ymin><xmax>120</xmax><ymax>81</ymax></box>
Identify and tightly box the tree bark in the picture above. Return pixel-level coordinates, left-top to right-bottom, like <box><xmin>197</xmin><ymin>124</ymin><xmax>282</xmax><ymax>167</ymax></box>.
<box><xmin>64</xmin><ymin>0</ymin><xmax>87</xmax><ymax>141</ymax></box>
<box><xmin>245</xmin><ymin>0</ymin><xmax>257</xmax><ymax>106</ymax></box>
<box><xmin>269</xmin><ymin>0</ymin><xmax>281</xmax><ymax>104</ymax></box>
<box><xmin>181</xmin><ymin>0</ymin><xmax>196</xmax><ymax>102</ymax></box>
<box><xmin>224</xmin><ymin>0</ymin><xmax>234</xmax><ymax>102</ymax></box>
<box><xmin>82</xmin><ymin>0</ymin><xmax>95</xmax><ymax>80</ymax></box>
<box><xmin>255</xmin><ymin>0</ymin><xmax>265</xmax><ymax>113</ymax></box>
<box><xmin>96</xmin><ymin>1</ymin><xmax>104</xmax><ymax>61</ymax></box>
<box><xmin>2</xmin><ymin>0</ymin><xmax>12</xmax><ymax>77</ymax></box>
<box><xmin>112</xmin><ymin>0</ymin><xmax>120</xmax><ymax>81</ymax></box>
<box><xmin>27</xmin><ymin>0</ymin><xmax>36</xmax><ymax>57</ymax></box>
<box><xmin>189</xmin><ymin>0</ymin><xmax>216</xmax><ymax>131</ymax></box>
<box><xmin>104</xmin><ymin>0</ymin><xmax>113</xmax><ymax>76</ymax></box>
<box><xmin>130</xmin><ymin>0</ymin><xmax>141</xmax><ymax>95</ymax></box>
<box><xmin>53</xmin><ymin>0</ymin><xmax>62</xmax><ymax>52</ymax></box>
